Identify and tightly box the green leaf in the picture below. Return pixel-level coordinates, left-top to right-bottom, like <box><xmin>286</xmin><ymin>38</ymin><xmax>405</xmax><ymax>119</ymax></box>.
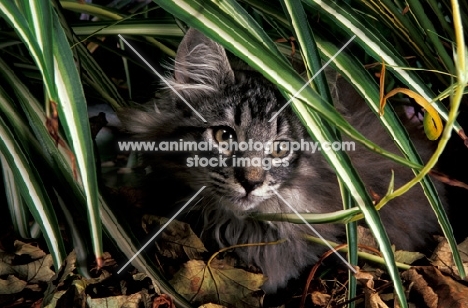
<box><xmin>51</xmin><ymin>9</ymin><xmax>102</xmax><ymax>265</ymax></box>
<box><xmin>0</xmin><ymin>116</ymin><xmax>65</xmax><ymax>267</ymax></box>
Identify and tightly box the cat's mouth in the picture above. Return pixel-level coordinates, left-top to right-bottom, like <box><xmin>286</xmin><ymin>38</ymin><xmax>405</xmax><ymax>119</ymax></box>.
<box><xmin>226</xmin><ymin>192</ymin><xmax>271</xmax><ymax>212</ymax></box>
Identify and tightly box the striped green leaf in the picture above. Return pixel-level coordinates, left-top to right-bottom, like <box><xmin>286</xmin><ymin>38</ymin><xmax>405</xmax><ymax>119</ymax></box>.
<box><xmin>1</xmin><ymin>0</ymin><xmax>103</xmax><ymax>267</ymax></box>
<box><xmin>0</xmin><ymin>116</ymin><xmax>65</xmax><ymax>266</ymax></box>
<box><xmin>51</xmin><ymin>9</ymin><xmax>103</xmax><ymax>265</ymax></box>
<box><xmin>0</xmin><ymin>153</ymin><xmax>30</xmax><ymax>239</ymax></box>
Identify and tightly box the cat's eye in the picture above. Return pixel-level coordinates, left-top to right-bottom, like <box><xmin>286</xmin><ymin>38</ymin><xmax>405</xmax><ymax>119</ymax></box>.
<box><xmin>271</xmin><ymin>140</ymin><xmax>290</xmax><ymax>158</ymax></box>
<box><xmin>213</xmin><ymin>127</ymin><xmax>236</xmax><ymax>143</ymax></box>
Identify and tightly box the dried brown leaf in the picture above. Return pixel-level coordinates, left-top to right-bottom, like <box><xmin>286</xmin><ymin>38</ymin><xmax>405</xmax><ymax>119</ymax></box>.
<box><xmin>0</xmin><ymin>254</ymin><xmax>54</xmax><ymax>284</ymax></box>
<box><xmin>0</xmin><ymin>275</ymin><xmax>27</xmax><ymax>294</ymax></box>
<box><xmin>355</xmin><ymin>267</ymin><xmax>389</xmax><ymax>308</ymax></box>
<box><xmin>142</xmin><ymin>215</ymin><xmax>207</xmax><ymax>260</ymax></box>
<box><xmin>311</xmin><ymin>290</ymin><xmax>331</xmax><ymax>306</ymax></box>
<box><xmin>357</xmin><ymin>226</ymin><xmax>378</xmax><ymax>249</ymax></box>
<box><xmin>170</xmin><ymin>259</ymin><xmax>265</xmax><ymax>308</ymax></box>
<box><xmin>153</xmin><ymin>294</ymin><xmax>176</xmax><ymax>308</ymax></box>
<box><xmin>402</xmin><ymin>266</ymin><xmax>468</xmax><ymax>308</ymax></box>
<box><xmin>430</xmin><ymin>236</ymin><xmax>468</xmax><ymax>279</ymax></box>
<box><xmin>14</xmin><ymin>241</ymin><xmax>46</xmax><ymax>260</ymax></box>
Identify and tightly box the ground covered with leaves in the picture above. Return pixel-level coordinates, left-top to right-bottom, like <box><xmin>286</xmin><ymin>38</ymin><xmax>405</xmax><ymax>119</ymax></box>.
<box><xmin>3</xmin><ymin>196</ymin><xmax>468</xmax><ymax>308</ymax></box>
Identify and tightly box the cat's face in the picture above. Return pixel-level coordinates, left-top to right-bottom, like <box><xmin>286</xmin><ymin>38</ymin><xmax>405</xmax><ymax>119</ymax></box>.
<box><xmin>121</xmin><ymin>29</ymin><xmax>314</xmax><ymax>213</ymax></box>
<box><xmin>180</xmin><ymin>75</ymin><xmax>307</xmax><ymax>212</ymax></box>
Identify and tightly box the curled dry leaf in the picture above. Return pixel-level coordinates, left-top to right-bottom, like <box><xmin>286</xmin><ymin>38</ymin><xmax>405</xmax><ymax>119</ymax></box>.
<box><xmin>153</xmin><ymin>294</ymin><xmax>175</xmax><ymax>308</ymax></box>
<box><xmin>355</xmin><ymin>267</ymin><xmax>390</xmax><ymax>308</ymax></box>
<box><xmin>402</xmin><ymin>266</ymin><xmax>468</xmax><ymax>308</ymax></box>
<box><xmin>14</xmin><ymin>241</ymin><xmax>47</xmax><ymax>260</ymax></box>
<box><xmin>311</xmin><ymin>290</ymin><xmax>331</xmax><ymax>307</ymax></box>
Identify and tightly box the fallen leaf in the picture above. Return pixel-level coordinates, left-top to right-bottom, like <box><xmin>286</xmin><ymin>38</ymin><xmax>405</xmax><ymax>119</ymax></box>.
<box><xmin>0</xmin><ymin>254</ymin><xmax>54</xmax><ymax>284</ymax></box>
<box><xmin>431</xmin><ymin>236</ymin><xmax>468</xmax><ymax>279</ymax></box>
<box><xmin>402</xmin><ymin>266</ymin><xmax>468</xmax><ymax>308</ymax></box>
<box><xmin>15</xmin><ymin>254</ymin><xmax>55</xmax><ymax>283</ymax></box>
<box><xmin>0</xmin><ymin>275</ymin><xmax>27</xmax><ymax>294</ymax></box>
<box><xmin>357</xmin><ymin>226</ymin><xmax>378</xmax><ymax>249</ymax></box>
<box><xmin>311</xmin><ymin>290</ymin><xmax>331</xmax><ymax>306</ymax></box>
<box><xmin>83</xmin><ymin>290</ymin><xmax>153</xmax><ymax>308</ymax></box>
<box><xmin>0</xmin><ymin>251</ymin><xmax>15</xmax><ymax>264</ymax></box>
<box><xmin>14</xmin><ymin>241</ymin><xmax>46</xmax><ymax>260</ymax></box>
<box><xmin>153</xmin><ymin>294</ymin><xmax>175</xmax><ymax>308</ymax></box>
<box><xmin>355</xmin><ymin>267</ymin><xmax>390</xmax><ymax>308</ymax></box>
<box><xmin>357</xmin><ymin>226</ymin><xmax>425</xmax><ymax>265</ymax></box>
<box><xmin>43</xmin><ymin>251</ymin><xmax>77</xmax><ymax>307</ymax></box>
<box><xmin>394</xmin><ymin>250</ymin><xmax>425</xmax><ymax>265</ymax></box>
<box><xmin>142</xmin><ymin>215</ymin><xmax>207</xmax><ymax>260</ymax></box>
<box><xmin>170</xmin><ymin>259</ymin><xmax>265</xmax><ymax>308</ymax></box>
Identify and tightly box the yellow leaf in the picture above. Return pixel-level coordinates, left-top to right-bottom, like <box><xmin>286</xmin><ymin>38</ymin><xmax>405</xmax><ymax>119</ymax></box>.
<box><xmin>383</xmin><ymin>88</ymin><xmax>443</xmax><ymax>140</ymax></box>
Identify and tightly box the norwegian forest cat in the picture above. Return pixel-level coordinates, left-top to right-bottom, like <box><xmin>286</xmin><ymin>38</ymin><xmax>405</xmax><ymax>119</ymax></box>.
<box><xmin>119</xmin><ymin>28</ymin><xmax>446</xmax><ymax>292</ymax></box>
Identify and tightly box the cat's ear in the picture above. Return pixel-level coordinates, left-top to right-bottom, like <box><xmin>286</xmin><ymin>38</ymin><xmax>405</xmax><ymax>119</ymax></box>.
<box><xmin>171</xmin><ymin>28</ymin><xmax>235</xmax><ymax>93</ymax></box>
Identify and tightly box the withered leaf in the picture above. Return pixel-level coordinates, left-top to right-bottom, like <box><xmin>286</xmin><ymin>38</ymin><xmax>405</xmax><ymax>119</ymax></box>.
<box><xmin>357</xmin><ymin>227</ymin><xmax>424</xmax><ymax>265</ymax></box>
<box><xmin>0</xmin><ymin>254</ymin><xmax>54</xmax><ymax>283</ymax></box>
<box><xmin>355</xmin><ymin>267</ymin><xmax>390</xmax><ymax>308</ymax></box>
<box><xmin>170</xmin><ymin>259</ymin><xmax>265</xmax><ymax>308</ymax></box>
<box><xmin>85</xmin><ymin>290</ymin><xmax>152</xmax><ymax>308</ymax></box>
<box><xmin>431</xmin><ymin>236</ymin><xmax>468</xmax><ymax>279</ymax></box>
<box><xmin>142</xmin><ymin>215</ymin><xmax>207</xmax><ymax>260</ymax></box>
<box><xmin>311</xmin><ymin>291</ymin><xmax>331</xmax><ymax>306</ymax></box>
<box><xmin>394</xmin><ymin>250</ymin><xmax>425</xmax><ymax>265</ymax></box>
<box><xmin>43</xmin><ymin>251</ymin><xmax>77</xmax><ymax>306</ymax></box>
<box><xmin>153</xmin><ymin>294</ymin><xmax>176</xmax><ymax>308</ymax></box>
<box><xmin>14</xmin><ymin>241</ymin><xmax>46</xmax><ymax>260</ymax></box>
<box><xmin>357</xmin><ymin>226</ymin><xmax>378</xmax><ymax>248</ymax></box>
<box><xmin>0</xmin><ymin>275</ymin><xmax>27</xmax><ymax>294</ymax></box>
<box><xmin>402</xmin><ymin>266</ymin><xmax>468</xmax><ymax>308</ymax></box>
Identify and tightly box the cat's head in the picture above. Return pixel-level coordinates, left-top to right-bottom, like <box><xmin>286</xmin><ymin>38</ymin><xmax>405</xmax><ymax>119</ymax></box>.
<box><xmin>120</xmin><ymin>29</ymin><xmax>321</xmax><ymax>214</ymax></box>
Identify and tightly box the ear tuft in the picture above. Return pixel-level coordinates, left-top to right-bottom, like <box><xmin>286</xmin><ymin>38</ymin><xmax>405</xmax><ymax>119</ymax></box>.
<box><xmin>167</xmin><ymin>28</ymin><xmax>234</xmax><ymax>97</ymax></box>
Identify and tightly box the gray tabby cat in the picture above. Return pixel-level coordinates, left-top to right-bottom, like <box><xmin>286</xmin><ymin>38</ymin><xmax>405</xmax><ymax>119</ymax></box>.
<box><xmin>119</xmin><ymin>29</ymin><xmax>444</xmax><ymax>292</ymax></box>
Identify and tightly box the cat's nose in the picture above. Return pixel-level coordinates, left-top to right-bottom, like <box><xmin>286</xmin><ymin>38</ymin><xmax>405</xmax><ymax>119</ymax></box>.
<box><xmin>240</xmin><ymin>178</ymin><xmax>263</xmax><ymax>194</ymax></box>
<box><xmin>235</xmin><ymin>167</ymin><xmax>265</xmax><ymax>194</ymax></box>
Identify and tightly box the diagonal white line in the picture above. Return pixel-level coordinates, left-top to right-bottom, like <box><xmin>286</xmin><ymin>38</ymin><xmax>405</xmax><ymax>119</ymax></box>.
<box><xmin>269</xmin><ymin>35</ymin><xmax>357</xmax><ymax>122</ymax></box>
<box><xmin>117</xmin><ymin>186</ymin><xmax>206</xmax><ymax>274</ymax></box>
<box><xmin>272</xmin><ymin>188</ymin><xmax>357</xmax><ymax>274</ymax></box>
<box><xmin>118</xmin><ymin>34</ymin><xmax>207</xmax><ymax>123</ymax></box>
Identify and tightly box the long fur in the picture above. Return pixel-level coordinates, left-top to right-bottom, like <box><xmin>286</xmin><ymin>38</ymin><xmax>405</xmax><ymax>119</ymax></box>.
<box><xmin>119</xmin><ymin>29</ymin><xmax>445</xmax><ymax>292</ymax></box>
